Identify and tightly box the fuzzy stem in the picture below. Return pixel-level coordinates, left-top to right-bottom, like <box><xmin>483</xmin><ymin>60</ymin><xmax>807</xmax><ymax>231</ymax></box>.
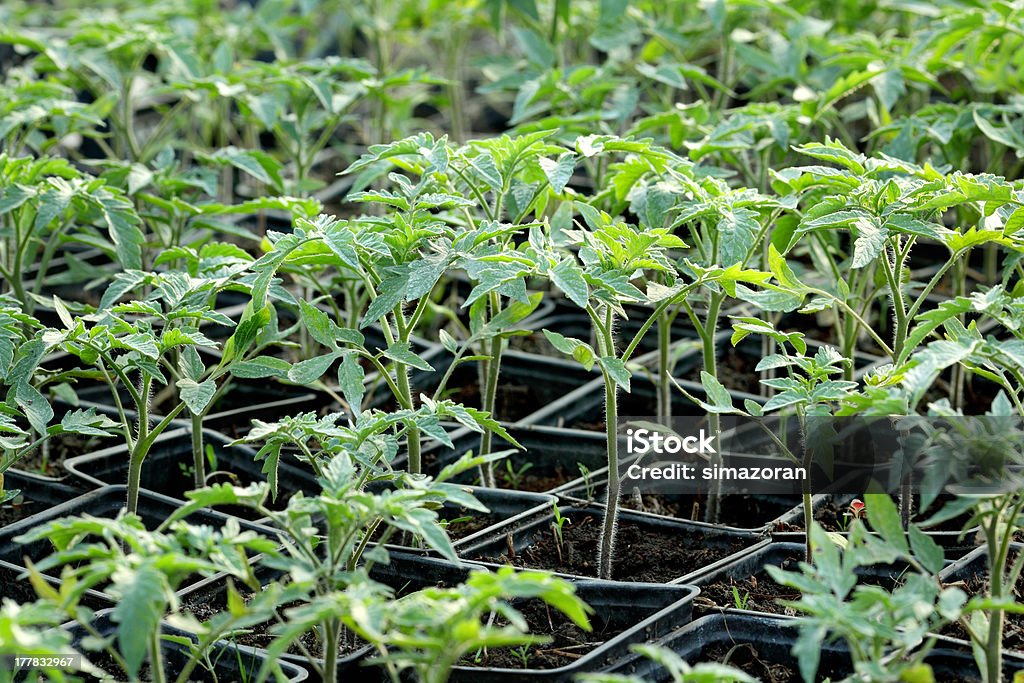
<box><xmin>190</xmin><ymin>412</ymin><xmax>205</xmax><ymax>489</ymax></box>
<box><xmin>597</xmin><ymin>370</ymin><xmax>619</xmax><ymax>581</ymax></box>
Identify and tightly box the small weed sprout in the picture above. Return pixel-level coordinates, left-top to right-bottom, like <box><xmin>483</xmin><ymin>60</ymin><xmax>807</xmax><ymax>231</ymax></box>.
<box><xmin>731</xmin><ymin>586</ymin><xmax>751</xmax><ymax>611</ymax></box>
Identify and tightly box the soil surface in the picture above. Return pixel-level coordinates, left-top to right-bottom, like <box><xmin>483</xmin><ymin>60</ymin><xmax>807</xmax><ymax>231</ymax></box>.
<box><xmin>182</xmin><ymin>588</ymin><xmax>366</xmax><ymax>660</ymax></box>
<box><xmin>458</xmin><ymin>598</ymin><xmax>620</xmax><ymax>670</ymax></box>
<box><xmin>706</xmin><ymin>642</ymin><xmax>798</xmax><ymax>683</ymax></box>
<box><xmin>16</xmin><ymin>432</ymin><xmax>107</xmax><ymax>478</ymax></box>
<box><xmin>697</xmin><ymin>551</ymin><xmax>803</xmax><ymax>616</ymax></box>
<box><xmin>442</xmin><ymin>511</ymin><xmax>501</xmax><ymax>541</ymax></box>
<box><xmin>472</xmin><ymin>511</ymin><xmax>750</xmax><ymax>583</ymax></box>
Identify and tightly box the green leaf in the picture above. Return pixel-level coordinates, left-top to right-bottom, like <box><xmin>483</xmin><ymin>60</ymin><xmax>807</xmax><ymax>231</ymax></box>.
<box><xmin>717</xmin><ymin>207</ymin><xmax>759</xmax><ymax>267</ymax></box>
<box><xmin>111</xmin><ymin>562</ymin><xmax>167</xmax><ymax>678</ymax></box>
<box><xmin>538</xmin><ymin>153</ymin><xmax>576</xmax><ymax>194</ymax></box>
<box><xmin>287</xmin><ymin>352</ymin><xmax>339</xmax><ymax>384</ymax></box>
<box><xmin>178</xmin><ymin>378</ymin><xmax>216</xmax><ymax>415</ymax></box>
<box><xmin>382</xmin><ymin>342</ymin><xmax>433</xmax><ymax>372</ymax></box>
<box><xmin>550</xmin><ymin>258</ymin><xmax>588</xmax><ymax>308</ymax></box>
<box><xmin>908</xmin><ymin>525</ymin><xmax>944</xmax><ymax>574</ymax></box>
<box><xmin>864</xmin><ymin>493</ymin><xmax>908</xmax><ymax>554</ymax></box>
<box><xmin>120</xmin><ymin>333</ymin><xmax>159</xmax><ymax>359</ymax></box>
<box><xmin>699</xmin><ymin>371</ymin><xmax>739</xmax><ymax>414</ymax></box>
<box><xmin>338</xmin><ymin>353</ymin><xmax>365</xmax><ymax>414</ymax></box>
<box><xmin>485</xmin><ymin>292</ymin><xmax>543</xmax><ymax>333</ymax></box>
<box><xmin>851</xmin><ymin>219</ymin><xmax>888</xmax><ymax>269</ymax></box>
<box><xmin>542</xmin><ymin>330</ymin><xmax>595</xmax><ymax>371</ymax></box>
<box><xmin>230</xmin><ymin>356</ymin><xmax>290</xmax><ymax>379</ymax></box>
<box><xmin>599</xmin><ymin>356</ymin><xmax>631</xmax><ymax>391</ymax></box>
<box><xmin>298</xmin><ymin>300</ymin><xmax>336</xmax><ymax>348</ymax></box>
<box><xmin>362</xmin><ymin>273</ymin><xmax>408</xmax><ymax>328</ymax></box>
<box><xmin>56</xmin><ymin>409</ymin><xmax>118</xmax><ymax>437</ymax></box>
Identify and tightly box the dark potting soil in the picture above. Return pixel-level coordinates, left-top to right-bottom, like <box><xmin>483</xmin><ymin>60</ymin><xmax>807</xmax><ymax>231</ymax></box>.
<box><xmin>706</xmin><ymin>642</ymin><xmax>797</xmax><ymax>683</ymax></box>
<box><xmin>939</xmin><ymin>552</ymin><xmax>1024</xmax><ymax>651</ymax></box>
<box><xmin>0</xmin><ymin>495</ymin><xmax>47</xmax><ymax>527</ymax></box>
<box><xmin>182</xmin><ymin>589</ymin><xmax>366</xmax><ymax>659</ymax></box>
<box><xmin>697</xmin><ymin>552</ymin><xmax>803</xmax><ymax>616</ymax></box>
<box><xmin>16</xmin><ymin>432</ymin><xmax>108</xmax><ymax>478</ymax></box>
<box><xmin>442</xmin><ymin>380</ymin><xmax>539</xmax><ymax>422</ymax></box>
<box><xmin>458</xmin><ymin>598</ymin><xmax>620</xmax><ymax>670</ymax></box>
<box><xmin>620</xmin><ymin>492</ymin><xmax>798</xmax><ymax>529</ymax></box>
<box><xmin>443</xmin><ymin>511</ymin><xmax>501</xmax><ymax>541</ymax></box>
<box><xmin>473</xmin><ymin>512</ymin><xmax>749</xmax><ymax>583</ymax></box>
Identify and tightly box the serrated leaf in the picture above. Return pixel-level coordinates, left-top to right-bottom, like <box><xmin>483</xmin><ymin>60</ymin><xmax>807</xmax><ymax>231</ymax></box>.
<box><xmin>864</xmin><ymin>493</ymin><xmax>908</xmax><ymax>554</ymax></box>
<box><xmin>111</xmin><ymin>562</ymin><xmax>167</xmax><ymax>678</ymax></box>
<box><xmin>178</xmin><ymin>378</ymin><xmax>216</xmax><ymax>415</ymax></box>
<box><xmin>550</xmin><ymin>258</ymin><xmax>588</xmax><ymax>308</ymax></box>
<box><xmin>717</xmin><ymin>207</ymin><xmax>759</xmax><ymax>267</ymax></box>
<box><xmin>538</xmin><ymin>153</ymin><xmax>575</xmax><ymax>194</ymax></box>
<box><xmin>338</xmin><ymin>352</ymin><xmax>365</xmax><ymax>414</ymax></box>
<box><xmin>383</xmin><ymin>342</ymin><xmax>433</xmax><ymax>372</ymax></box>
<box><xmin>299</xmin><ymin>300</ymin><xmax>336</xmax><ymax>348</ymax></box>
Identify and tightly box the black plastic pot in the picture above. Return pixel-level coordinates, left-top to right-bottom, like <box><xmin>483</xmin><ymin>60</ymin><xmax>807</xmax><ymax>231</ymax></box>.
<box><xmin>377</xmin><ymin>552</ymin><xmax>702</xmax><ymax>683</ymax></box>
<box><xmin>446</xmin><ymin>487</ymin><xmax>557</xmax><ymax>549</ymax></box>
<box><xmin>64</xmin><ymin>427</ymin><xmax>319</xmax><ymax>516</ymax></box>
<box><xmin>420</xmin><ymin>422</ymin><xmax>611</xmax><ymax>492</ymax></box>
<box><xmin>57</xmin><ymin>608</ymin><xmax>309</xmax><ymax>682</ymax></box>
<box><xmin>458</xmin><ymin>503</ymin><xmax>767</xmax><ymax>584</ymax></box>
<box><xmin>904</xmin><ymin>635</ymin><xmax>1024</xmax><ymax>681</ymax></box>
<box><xmin>0</xmin><ymin>469</ymin><xmax>85</xmax><ymax>529</ymax></box>
<box><xmin>0</xmin><ymin>557</ymin><xmax>112</xmax><ymax>610</ymax></box>
<box><xmin>936</xmin><ymin>542</ymin><xmax>1024</xmax><ymax>654</ymax></box>
<box><xmin>0</xmin><ymin>485</ymin><xmax>276</xmax><ymax>602</ymax></box>
<box><xmin>520</xmin><ymin>371</ymin><xmax>765</xmax><ymax>431</ymax></box>
<box><xmin>602</xmin><ymin>612</ymin><xmax>855</xmax><ymax>682</ymax></box>
<box><xmin>178</xmin><ymin>550</ymin><xmax>700</xmax><ymax>683</ymax></box>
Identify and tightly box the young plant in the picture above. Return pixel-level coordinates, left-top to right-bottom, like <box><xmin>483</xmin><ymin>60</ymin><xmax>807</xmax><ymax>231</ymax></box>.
<box><xmin>766</xmin><ymin>495</ymin><xmax>965</xmax><ymax>683</ymax></box>
<box><xmin>730</xmin><ymin>586</ymin><xmax>751</xmax><ymax>612</ymax></box>
<box><xmin>44</xmin><ymin>267</ymin><xmax>270</xmax><ymax>512</ymax></box>
<box><xmin>328</xmin><ymin>566</ymin><xmax>591</xmax><ymax>683</ymax></box>
<box><xmin>0</xmin><ymin>155</ymin><xmax>144</xmax><ymax>315</ymax></box>
<box><xmin>168</xmin><ymin>422</ymin><xmax>512</xmax><ymax>683</ymax></box>
<box><xmin>16</xmin><ymin>511</ymin><xmax>280</xmax><ymax>683</ymax></box>
<box><xmin>551</xmin><ymin>500</ymin><xmax>571</xmax><ymax>562</ymax></box>
<box><xmin>770</xmin><ymin>139</ymin><xmax>1024</xmax><ymax>395</ymax></box>
<box><xmin>897</xmin><ymin>399</ymin><xmax>1024</xmax><ymax>682</ymax></box>
<box><xmin>533</xmin><ymin>207</ymin><xmax>771</xmax><ymax>578</ymax></box>
<box><xmin>342</xmin><ymin>131</ymin><xmax>571</xmax><ymax>483</ymax></box>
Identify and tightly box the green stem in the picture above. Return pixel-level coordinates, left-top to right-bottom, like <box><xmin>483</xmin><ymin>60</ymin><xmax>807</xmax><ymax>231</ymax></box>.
<box><xmin>322</xmin><ymin>619</ymin><xmax>338</xmax><ymax>683</ymax></box>
<box><xmin>150</xmin><ymin>629</ymin><xmax>166</xmax><ymax>683</ymax></box>
<box><xmin>597</xmin><ymin>307</ymin><xmax>619</xmax><ymax>581</ymax></box>
<box><xmin>191</xmin><ymin>412</ymin><xmax>205</xmax><ymax>489</ymax></box>
<box><xmin>702</xmin><ymin>294</ymin><xmax>724</xmax><ymax>524</ymax></box>
<box><xmin>657</xmin><ymin>312</ymin><xmax>671</xmax><ymax>422</ymax></box>
<box><xmin>597</xmin><ymin>369</ymin><xmax>619</xmax><ymax>581</ymax></box>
